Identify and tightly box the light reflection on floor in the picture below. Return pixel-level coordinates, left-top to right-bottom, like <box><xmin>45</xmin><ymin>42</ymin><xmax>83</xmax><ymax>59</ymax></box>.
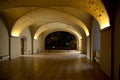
<box><xmin>0</xmin><ymin>51</ymin><xmax>110</xmax><ymax>80</ymax></box>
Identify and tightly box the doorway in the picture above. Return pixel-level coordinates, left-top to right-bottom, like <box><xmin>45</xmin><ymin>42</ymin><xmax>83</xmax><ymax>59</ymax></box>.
<box><xmin>21</xmin><ymin>38</ymin><xmax>24</xmax><ymax>55</ymax></box>
<box><xmin>21</xmin><ymin>37</ymin><xmax>27</xmax><ymax>55</ymax></box>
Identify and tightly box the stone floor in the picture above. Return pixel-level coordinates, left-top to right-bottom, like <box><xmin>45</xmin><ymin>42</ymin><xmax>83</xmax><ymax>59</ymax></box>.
<box><xmin>0</xmin><ymin>51</ymin><xmax>110</xmax><ymax>80</ymax></box>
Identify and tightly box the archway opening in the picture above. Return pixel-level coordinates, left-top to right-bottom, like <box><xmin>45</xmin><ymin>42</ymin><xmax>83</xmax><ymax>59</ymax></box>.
<box><xmin>45</xmin><ymin>31</ymin><xmax>77</xmax><ymax>50</ymax></box>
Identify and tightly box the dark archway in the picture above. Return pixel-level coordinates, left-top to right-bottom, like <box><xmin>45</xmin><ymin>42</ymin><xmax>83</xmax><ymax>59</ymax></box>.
<box><xmin>45</xmin><ymin>31</ymin><xmax>77</xmax><ymax>50</ymax></box>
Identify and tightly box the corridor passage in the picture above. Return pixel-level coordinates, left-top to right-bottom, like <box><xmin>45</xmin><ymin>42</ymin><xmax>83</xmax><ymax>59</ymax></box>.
<box><xmin>0</xmin><ymin>51</ymin><xmax>110</xmax><ymax>80</ymax></box>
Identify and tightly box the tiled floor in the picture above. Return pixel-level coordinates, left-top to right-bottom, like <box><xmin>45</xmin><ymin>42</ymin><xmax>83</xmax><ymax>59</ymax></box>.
<box><xmin>0</xmin><ymin>51</ymin><xmax>110</xmax><ymax>80</ymax></box>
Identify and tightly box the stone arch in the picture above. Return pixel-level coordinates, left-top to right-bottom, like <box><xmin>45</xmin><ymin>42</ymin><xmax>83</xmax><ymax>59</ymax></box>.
<box><xmin>40</xmin><ymin>29</ymin><xmax>81</xmax><ymax>51</ymax></box>
<box><xmin>11</xmin><ymin>8</ymin><xmax>89</xmax><ymax>37</ymax></box>
<box><xmin>34</xmin><ymin>22</ymin><xmax>83</xmax><ymax>39</ymax></box>
<box><xmin>33</xmin><ymin>22</ymin><xmax>82</xmax><ymax>52</ymax></box>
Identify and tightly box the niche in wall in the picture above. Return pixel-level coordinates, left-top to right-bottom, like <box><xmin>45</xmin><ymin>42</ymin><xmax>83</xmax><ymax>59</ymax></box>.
<box><xmin>45</xmin><ymin>31</ymin><xmax>77</xmax><ymax>50</ymax></box>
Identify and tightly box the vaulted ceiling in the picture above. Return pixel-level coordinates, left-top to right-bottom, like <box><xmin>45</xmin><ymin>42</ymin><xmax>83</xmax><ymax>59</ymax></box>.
<box><xmin>0</xmin><ymin>0</ymin><xmax>110</xmax><ymax>38</ymax></box>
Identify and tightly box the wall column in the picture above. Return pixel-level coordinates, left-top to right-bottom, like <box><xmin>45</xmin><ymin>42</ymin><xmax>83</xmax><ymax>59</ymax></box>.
<box><xmin>91</xmin><ymin>36</ymin><xmax>94</xmax><ymax>61</ymax></box>
<box><xmin>9</xmin><ymin>36</ymin><xmax>11</xmax><ymax>60</ymax></box>
<box><xmin>31</xmin><ymin>37</ymin><xmax>34</xmax><ymax>54</ymax></box>
<box><xmin>10</xmin><ymin>36</ymin><xmax>21</xmax><ymax>59</ymax></box>
<box><xmin>81</xmin><ymin>39</ymin><xmax>83</xmax><ymax>53</ymax></box>
<box><xmin>87</xmin><ymin>36</ymin><xmax>91</xmax><ymax>60</ymax></box>
<box><xmin>33</xmin><ymin>39</ymin><xmax>38</xmax><ymax>54</ymax></box>
<box><xmin>100</xmin><ymin>27</ymin><xmax>111</xmax><ymax>77</ymax></box>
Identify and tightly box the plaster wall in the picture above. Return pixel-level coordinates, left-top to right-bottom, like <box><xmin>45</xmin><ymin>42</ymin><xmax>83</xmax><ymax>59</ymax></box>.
<box><xmin>33</xmin><ymin>36</ymin><xmax>41</xmax><ymax>54</ymax></box>
<box><xmin>10</xmin><ymin>37</ymin><xmax>21</xmax><ymax>59</ymax></box>
<box><xmin>87</xmin><ymin>37</ymin><xmax>90</xmax><ymax>59</ymax></box>
<box><xmin>0</xmin><ymin>20</ymin><xmax>9</xmax><ymax>61</ymax></box>
<box><xmin>11</xmin><ymin>27</ymin><xmax>32</xmax><ymax>59</ymax></box>
<box><xmin>81</xmin><ymin>38</ymin><xmax>87</xmax><ymax>53</ymax></box>
<box><xmin>91</xmin><ymin>19</ymin><xmax>100</xmax><ymax>62</ymax></box>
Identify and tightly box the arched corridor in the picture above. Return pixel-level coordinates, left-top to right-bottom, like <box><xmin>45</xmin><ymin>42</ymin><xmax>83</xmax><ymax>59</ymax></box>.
<box><xmin>0</xmin><ymin>0</ymin><xmax>119</xmax><ymax>80</ymax></box>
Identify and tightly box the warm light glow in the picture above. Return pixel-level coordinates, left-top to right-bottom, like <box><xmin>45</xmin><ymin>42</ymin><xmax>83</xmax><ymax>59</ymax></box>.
<box><xmin>11</xmin><ymin>28</ymin><xmax>23</xmax><ymax>37</ymax></box>
<box><xmin>34</xmin><ymin>37</ymin><xmax>37</xmax><ymax>40</ymax></box>
<box><xmin>86</xmin><ymin>32</ymin><xmax>89</xmax><ymax>36</ymax></box>
<box><xmin>86</xmin><ymin>0</ymin><xmax>110</xmax><ymax>30</ymax></box>
<box><xmin>11</xmin><ymin>31</ymin><xmax>20</xmax><ymax>37</ymax></box>
<box><xmin>101</xmin><ymin>22</ymin><xmax>110</xmax><ymax>29</ymax></box>
<box><xmin>11</xmin><ymin>20</ymin><xmax>27</xmax><ymax>37</ymax></box>
<box><xmin>100</xmin><ymin>15</ymin><xmax>110</xmax><ymax>29</ymax></box>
